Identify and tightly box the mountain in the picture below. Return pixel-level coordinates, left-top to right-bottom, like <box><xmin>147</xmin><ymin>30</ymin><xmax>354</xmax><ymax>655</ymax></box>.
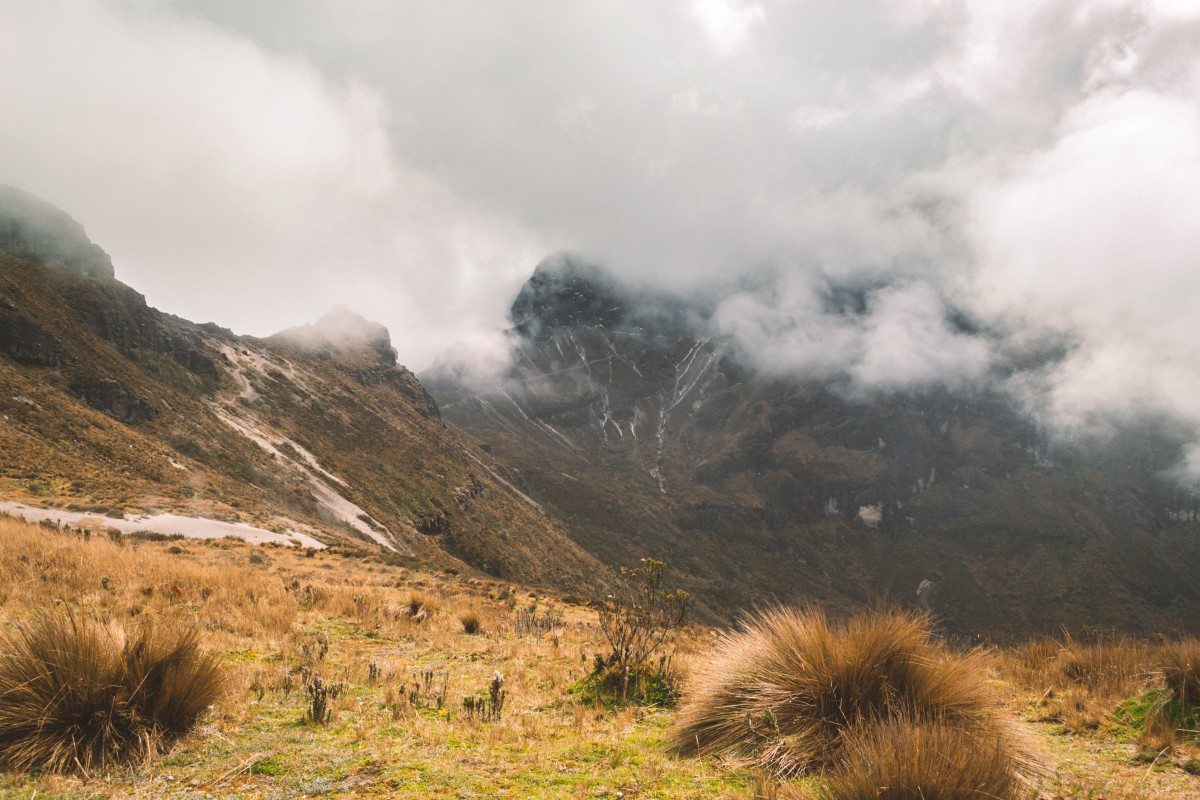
<box><xmin>425</xmin><ymin>254</ymin><xmax>1200</xmax><ymax>636</ymax></box>
<box><xmin>0</xmin><ymin>188</ymin><xmax>603</xmax><ymax>593</ymax></box>
<box><xmin>4</xmin><ymin>188</ymin><xmax>1198</xmax><ymax>637</ymax></box>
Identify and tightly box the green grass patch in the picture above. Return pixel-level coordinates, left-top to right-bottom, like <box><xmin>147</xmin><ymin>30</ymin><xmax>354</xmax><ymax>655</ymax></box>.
<box><xmin>568</xmin><ymin>663</ymin><xmax>678</xmax><ymax>710</ymax></box>
<box><xmin>250</xmin><ymin>754</ymin><xmax>284</xmax><ymax>775</ymax></box>
<box><xmin>1113</xmin><ymin>689</ymin><xmax>1200</xmax><ymax>736</ymax></box>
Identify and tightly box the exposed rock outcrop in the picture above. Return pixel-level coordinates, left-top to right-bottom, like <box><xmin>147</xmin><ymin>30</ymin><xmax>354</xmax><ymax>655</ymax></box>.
<box><xmin>70</xmin><ymin>378</ymin><xmax>156</xmax><ymax>423</ymax></box>
<box><xmin>0</xmin><ymin>302</ymin><xmax>65</xmax><ymax>366</ymax></box>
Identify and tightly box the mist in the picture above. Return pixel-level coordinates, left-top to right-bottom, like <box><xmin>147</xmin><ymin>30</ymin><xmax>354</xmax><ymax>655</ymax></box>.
<box><xmin>2</xmin><ymin>1</ymin><xmax>1200</xmax><ymax>478</ymax></box>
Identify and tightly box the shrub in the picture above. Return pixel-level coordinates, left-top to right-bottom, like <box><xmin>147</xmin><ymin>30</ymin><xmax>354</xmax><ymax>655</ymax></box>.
<box><xmin>670</xmin><ymin>606</ymin><xmax>1002</xmax><ymax>776</ymax></box>
<box><xmin>305</xmin><ymin>675</ymin><xmax>332</xmax><ymax>725</ymax></box>
<box><xmin>585</xmin><ymin>558</ymin><xmax>688</xmax><ymax>706</ymax></box>
<box><xmin>598</xmin><ymin>558</ymin><xmax>690</xmax><ymax>674</ymax></box>
<box><xmin>462</xmin><ymin>672</ymin><xmax>506</xmax><ymax>722</ymax></box>
<box><xmin>0</xmin><ymin>615</ymin><xmax>224</xmax><ymax>774</ymax></box>
<box><xmin>817</xmin><ymin>716</ymin><xmax>1023</xmax><ymax>800</ymax></box>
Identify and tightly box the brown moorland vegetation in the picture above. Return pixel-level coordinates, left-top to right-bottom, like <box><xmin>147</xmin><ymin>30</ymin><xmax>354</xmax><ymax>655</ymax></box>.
<box><xmin>0</xmin><ymin>615</ymin><xmax>223</xmax><ymax>774</ymax></box>
<box><xmin>670</xmin><ymin>606</ymin><xmax>1022</xmax><ymax>777</ymax></box>
<box><xmin>1</xmin><ymin>514</ymin><xmax>1199</xmax><ymax>798</ymax></box>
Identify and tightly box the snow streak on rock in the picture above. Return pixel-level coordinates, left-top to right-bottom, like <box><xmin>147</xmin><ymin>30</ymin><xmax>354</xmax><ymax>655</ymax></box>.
<box><xmin>651</xmin><ymin>338</ymin><xmax>721</xmax><ymax>493</ymax></box>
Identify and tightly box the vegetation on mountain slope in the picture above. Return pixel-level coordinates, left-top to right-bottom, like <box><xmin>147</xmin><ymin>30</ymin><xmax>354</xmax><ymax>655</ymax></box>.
<box><xmin>0</xmin><ymin>246</ymin><xmax>604</xmax><ymax>592</ymax></box>
<box><xmin>1</xmin><ymin>514</ymin><xmax>1198</xmax><ymax>798</ymax></box>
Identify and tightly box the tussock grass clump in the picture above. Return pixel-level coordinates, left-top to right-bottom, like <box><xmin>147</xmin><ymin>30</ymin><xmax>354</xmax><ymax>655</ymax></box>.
<box><xmin>1160</xmin><ymin>638</ymin><xmax>1200</xmax><ymax>706</ymax></box>
<box><xmin>1055</xmin><ymin>635</ymin><xmax>1155</xmax><ymax>696</ymax></box>
<box><xmin>0</xmin><ymin>615</ymin><xmax>224</xmax><ymax>774</ymax></box>
<box><xmin>1003</xmin><ymin>633</ymin><xmax>1198</xmax><ymax>734</ymax></box>
<box><xmin>817</xmin><ymin>716</ymin><xmax>1023</xmax><ymax>800</ymax></box>
<box><xmin>460</xmin><ymin>610</ymin><xmax>483</xmax><ymax>635</ymax></box>
<box><xmin>405</xmin><ymin>591</ymin><xmax>430</xmax><ymax>622</ymax></box>
<box><xmin>670</xmin><ymin>606</ymin><xmax>1003</xmax><ymax>776</ymax></box>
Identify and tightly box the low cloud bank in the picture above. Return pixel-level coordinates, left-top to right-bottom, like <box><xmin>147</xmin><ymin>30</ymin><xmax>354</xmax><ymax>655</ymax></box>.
<box><xmin>3</xmin><ymin>1</ymin><xmax>1200</xmax><ymax>480</ymax></box>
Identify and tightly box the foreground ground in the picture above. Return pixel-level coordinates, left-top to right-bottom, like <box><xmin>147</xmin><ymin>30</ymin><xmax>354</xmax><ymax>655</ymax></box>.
<box><xmin>0</xmin><ymin>515</ymin><xmax>1197</xmax><ymax>799</ymax></box>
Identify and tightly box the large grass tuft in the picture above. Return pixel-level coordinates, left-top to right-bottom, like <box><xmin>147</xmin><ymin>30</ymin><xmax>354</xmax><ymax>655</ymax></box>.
<box><xmin>816</xmin><ymin>715</ymin><xmax>1023</xmax><ymax>800</ymax></box>
<box><xmin>0</xmin><ymin>614</ymin><xmax>224</xmax><ymax>775</ymax></box>
<box><xmin>1160</xmin><ymin>638</ymin><xmax>1200</xmax><ymax>706</ymax></box>
<box><xmin>670</xmin><ymin>606</ymin><xmax>1004</xmax><ymax>776</ymax></box>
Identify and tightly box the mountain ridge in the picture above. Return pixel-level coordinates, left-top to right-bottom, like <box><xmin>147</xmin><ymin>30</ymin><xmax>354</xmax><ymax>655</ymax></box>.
<box><xmin>2</xmin><ymin>190</ymin><xmax>1198</xmax><ymax>635</ymax></box>
<box><xmin>426</xmin><ymin>255</ymin><xmax>1200</xmax><ymax>635</ymax></box>
<box><xmin>0</xmin><ymin>190</ymin><xmax>604</xmax><ymax>595</ymax></box>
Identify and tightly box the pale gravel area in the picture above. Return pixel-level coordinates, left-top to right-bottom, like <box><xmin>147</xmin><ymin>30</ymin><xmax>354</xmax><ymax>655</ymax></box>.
<box><xmin>209</xmin><ymin>404</ymin><xmax>402</xmax><ymax>552</ymax></box>
<box><xmin>0</xmin><ymin>500</ymin><xmax>326</xmax><ymax>548</ymax></box>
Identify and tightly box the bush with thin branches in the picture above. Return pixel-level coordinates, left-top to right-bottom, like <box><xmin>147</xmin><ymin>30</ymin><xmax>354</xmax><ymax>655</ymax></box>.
<box><xmin>598</xmin><ymin>558</ymin><xmax>689</xmax><ymax>673</ymax></box>
<box><xmin>670</xmin><ymin>606</ymin><xmax>1008</xmax><ymax>776</ymax></box>
<box><xmin>0</xmin><ymin>615</ymin><xmax>224</xmax><ymax>775</ymax></box>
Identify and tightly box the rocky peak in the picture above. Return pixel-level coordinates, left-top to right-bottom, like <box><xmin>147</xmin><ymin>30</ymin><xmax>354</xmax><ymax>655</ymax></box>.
<box><xmin>0</xmin><ymin>186</ymin><xmax>114</xmax><ymax>279</ymax></box>
<box><xmin>270</xmin><ymin>305</ymin><xmax>397</xmax><ymax>365</ymax></box>
<box><xmin>509</xmin><ymin>254</ymin><xmax>626</xmax><ymax>339</ymax></box>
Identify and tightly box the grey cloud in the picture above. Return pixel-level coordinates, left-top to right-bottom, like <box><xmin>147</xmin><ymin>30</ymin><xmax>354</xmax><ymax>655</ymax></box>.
<box><xmin>3</xmin><ymin>0</ymin><xmax>1200</xmax><ymax>478</ymax></box>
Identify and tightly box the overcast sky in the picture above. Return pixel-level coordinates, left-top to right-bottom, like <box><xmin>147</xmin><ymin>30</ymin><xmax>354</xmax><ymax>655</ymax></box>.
<box><xmin>3</xmin><ymin>0</ymin><xmax>1200</xmax><ymax>472</ymax></box>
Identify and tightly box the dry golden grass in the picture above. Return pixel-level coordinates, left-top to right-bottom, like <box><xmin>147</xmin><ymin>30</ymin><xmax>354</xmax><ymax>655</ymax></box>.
<box><xmin>3</xmin><ymin>513</ymin><xmax>1198</xmax><ymax>798</ymax></box>
<box><xmin>670</xmin><ymin>606</ymin><xmax>1012</xmax><ymax>777</ymax></box>
<box><xmin>1000</xmin><ymin>633</ymin><xmax>1200</xmax><ymax>737</ymax></box>
<box><xmin>0</xmin><ymin>515</ymin><xmax>758</xmax><ymax>798</ymax></box>
<box><xmin>816</xmin><ymin>715</ymin><xmax>1024</xmax><ymax>800</ymax></box>
<box><xmin>459</xmin><ymin>608</ymin><xmax>484</xmax><ymax>635</ymax></box>
<box><xmin>0</xmin><ymin>516</ymin><xmax>300</xmax><ymax>644</ymax></box>
<box><xmin>1161</xmin><ymin>638</ymin><xmax>1200</xmax><ymax>706</ymax></box>
<box><xmin>0</xmin><ymin>615</ymin><xmax>223</xmax><ymax>774</ymax></box>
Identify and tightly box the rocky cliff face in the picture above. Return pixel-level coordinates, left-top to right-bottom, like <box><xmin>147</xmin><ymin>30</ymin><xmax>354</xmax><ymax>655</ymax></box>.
<box><xmin>427</xmin><ymin>258</ymin><xmax>1200</xmax><ymax>635</ymax></box>
<box><xmin>0</xmin><ymin>297</ymin><xmax>64</xmax><ymax>366</ymax></box>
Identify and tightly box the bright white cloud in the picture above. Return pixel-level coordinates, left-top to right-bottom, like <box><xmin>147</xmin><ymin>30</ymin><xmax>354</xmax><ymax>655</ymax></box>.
<box><xmin>972</xmin><ymin>87</ymin><xmax>1200</xmax><ymax>442</ymax></box>
<box><xmin>0</xmin><ymin>1</ymin><xmax>545</xmax><ymax>369</ymax></box>
<box><xmin>691</xmin><ymin>0</ymin><xmax>765</xmax><ymax>54</ymax></box>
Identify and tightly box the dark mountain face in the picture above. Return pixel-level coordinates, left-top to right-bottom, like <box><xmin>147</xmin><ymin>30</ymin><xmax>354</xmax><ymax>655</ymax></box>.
<box><xmin>428</xmin><ymin>260</ymin><xmax>1200</xmax><ymax>636</ymax></box>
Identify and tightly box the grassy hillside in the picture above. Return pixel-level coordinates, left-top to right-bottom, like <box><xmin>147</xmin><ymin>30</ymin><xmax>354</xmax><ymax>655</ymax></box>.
<box><xmin>0</xmin><ymin>252</ymin><xmax>604</xmax><ymax>593</ymax></box>
<box><xmin>1</xmin><ymin>514</ymin><xmax>1198</xmax><ymax>798</ymax></box>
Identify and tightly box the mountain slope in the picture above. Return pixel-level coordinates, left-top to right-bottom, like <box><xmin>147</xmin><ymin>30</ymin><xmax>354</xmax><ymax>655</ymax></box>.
<box><xmin>0</xmin><ymin>188</ymin><xmax>604</xmax><ymax>593</ymax></box>
<box><xmin>426</xmin><ymin>255</ymin><xmax>1200</xmax><ymax>635</ymax></box>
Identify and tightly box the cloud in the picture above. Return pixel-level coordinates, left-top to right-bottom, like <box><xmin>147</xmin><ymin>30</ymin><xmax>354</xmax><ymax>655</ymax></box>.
<box><xmin>2</xmin><ymin>1</ymin><xmax>1200</xmax><ymax>478</ymax></box>
<box><xmin>970</xmin><ymin>86</ymin><xmax>1200</xmax><ymax>453</ymax></box>
<box><xmin>0</xmin><ymin>1</ymin><xmax>545</xmax><ymax>368</ymax></box>
<box><xmin>714</xmin><ymin>275</ymin><xmax>992</xmax><ymax>395</ymax></box>
<box><xmin>691</xmin><ymin>0</ymin><xmax>766</xmax><ymax>54</ymax></box>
